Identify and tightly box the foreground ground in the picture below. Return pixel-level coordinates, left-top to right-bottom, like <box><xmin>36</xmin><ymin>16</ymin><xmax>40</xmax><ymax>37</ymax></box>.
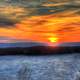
<box><xmin>0</xmin><ymin>53</ymin><xmax>80</xmax><ymax>80</ymax></box>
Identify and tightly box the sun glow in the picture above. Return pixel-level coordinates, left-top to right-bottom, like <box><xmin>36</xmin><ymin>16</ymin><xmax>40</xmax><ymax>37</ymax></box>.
<box><xmin>48</xmin><ymin>37</ymin><xmax>58</xmax><ymax>43</ymax></box>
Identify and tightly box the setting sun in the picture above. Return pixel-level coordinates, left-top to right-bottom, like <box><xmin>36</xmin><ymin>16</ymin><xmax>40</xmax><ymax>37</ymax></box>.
<box><xmin>48</xmin><ymin>37</ymin><xmax>58</xmax><ymax>43</ymax></box>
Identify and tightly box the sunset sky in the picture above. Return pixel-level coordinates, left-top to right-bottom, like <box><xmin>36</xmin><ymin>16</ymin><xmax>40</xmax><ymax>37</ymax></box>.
<box><xmin>0</xmin><ymin>0</ymin><xmax>80</xmax><ymax>44</ymax></box>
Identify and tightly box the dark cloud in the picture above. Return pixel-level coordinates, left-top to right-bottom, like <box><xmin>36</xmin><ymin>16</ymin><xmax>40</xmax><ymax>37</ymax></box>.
<box><xmin>0</xmin><ymin>0</ymin><xmax>79</xmax><ymax>27</ymax></box>
<box><xmin>0</xmin><ymin>20</ymin><xmax>16</xmax><ymax>27</ymax></box>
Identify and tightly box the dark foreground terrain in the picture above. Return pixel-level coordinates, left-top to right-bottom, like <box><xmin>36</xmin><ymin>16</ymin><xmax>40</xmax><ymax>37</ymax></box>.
<box><xmin>0</xmin><ymin>46</ymin><xmax>80</xmax><ymax>55</ymax></box>
<box><xmin>0</xmin><ymin>42</ymin><xmax>80</xmax><ymax>55</ymax></box>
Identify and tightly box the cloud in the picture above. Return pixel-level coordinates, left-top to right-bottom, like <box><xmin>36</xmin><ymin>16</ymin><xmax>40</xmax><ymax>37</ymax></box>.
<box><xmin>0</xmin><ymin>5</ymin><xmax>36</xmax><ymax>27</ymax></box>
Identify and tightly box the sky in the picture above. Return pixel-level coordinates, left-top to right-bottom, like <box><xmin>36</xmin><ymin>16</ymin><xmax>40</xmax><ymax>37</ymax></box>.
<box><xmin>0</xmin><ymin>0</ymin><xmax>80</xmax><ymax>44</ymax></box>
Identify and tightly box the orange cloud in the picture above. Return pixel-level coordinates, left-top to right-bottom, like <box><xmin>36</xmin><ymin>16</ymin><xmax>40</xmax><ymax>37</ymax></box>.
<box><xmin>0</xmin><ymin>14</ymin><xmax>80</xmax><ymax>44</ymax></box>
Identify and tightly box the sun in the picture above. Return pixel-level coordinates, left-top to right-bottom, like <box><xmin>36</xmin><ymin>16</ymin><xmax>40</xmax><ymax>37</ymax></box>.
<box><xmin>48</xmin><ymin>37</ymin><xmax>58</xmax><ymax>43</ymax></box>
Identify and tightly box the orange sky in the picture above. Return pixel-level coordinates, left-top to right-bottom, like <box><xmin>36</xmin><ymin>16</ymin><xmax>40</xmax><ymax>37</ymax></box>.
<box><xmin>0</xmin><ymin>15</ymin><xmax>80</xmax><ymax>44</ymax></box>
